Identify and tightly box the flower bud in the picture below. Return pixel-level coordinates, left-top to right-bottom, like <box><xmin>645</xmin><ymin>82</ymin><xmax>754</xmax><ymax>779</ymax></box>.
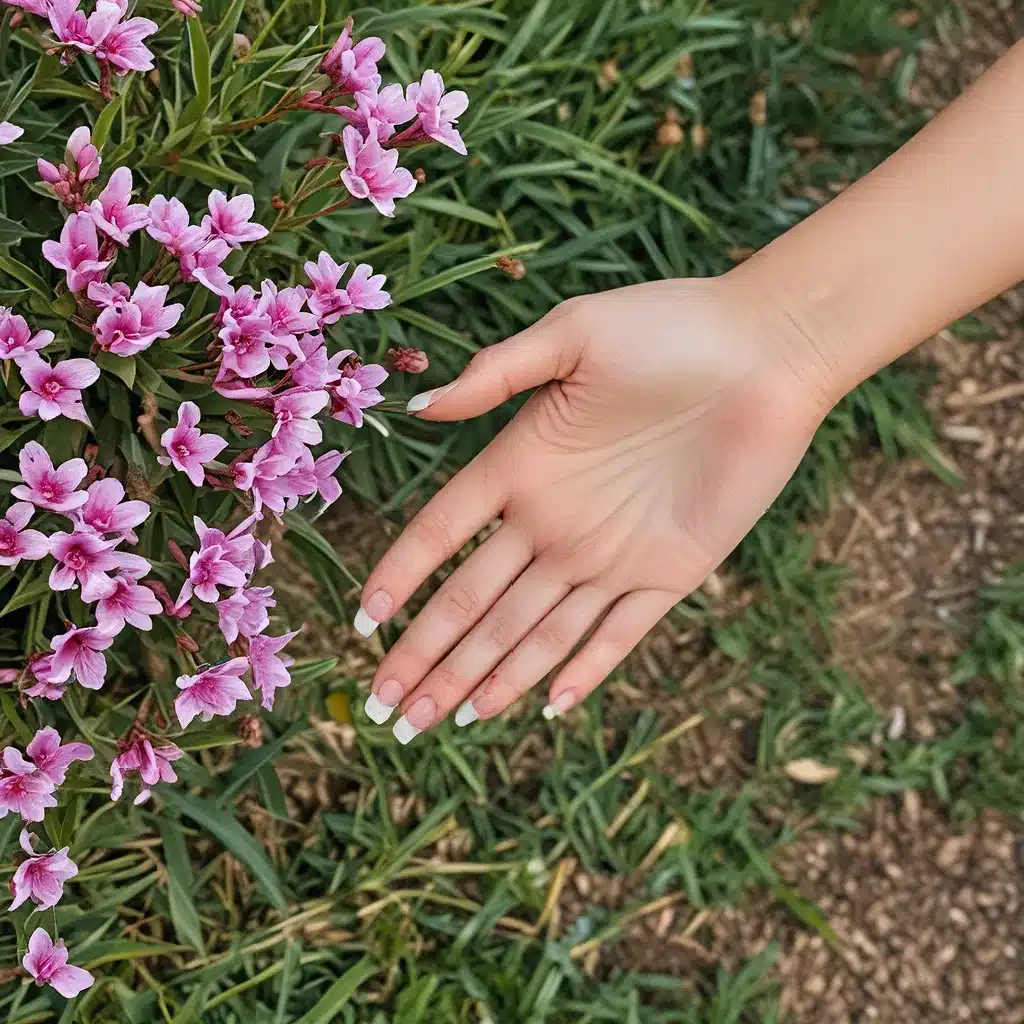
<box><xmin>224</xmin><ymin>409</ymin><xmax>254</xmax><ymax>437</ymax></box>
<box><xmin>0</xmin><ymin>669</ymin><xmax>19</xmax><ymax>684</ymax></box>
<box><xmin>228</xmin><ymin>637</ymin><xmax>250</xmax><ymax>659</ymax></box>
<box><xmin>748</xmin><ymin>90</ymin><xmax>767</xmax><ymax>128</ymax></box>
<box><xmin>175</xmin><ymin>634</ymin><xmax>200</xmax><ymax>655</ymax></box>
<box><xmin>414</xmin><ymin>167</ymin><xmax>427</xmax><ymax>184</ymax></box>
<box><xmin>86</xmin><ymin>463</ymin><xmax>107</xmax><ymax>483</ymax></box>
<box><xmin>691</xmin><ymin>122</ymin><xmax>708</xmax><ymax>152</ymax></box>
<box><xmin>37</xmin><ymin>158</ymin><xmax>62</xmax><ymax>184</ymax></box>
<box><xmin>271</xmin><ymin>195</ymin><xmax>287</xmax><ymax>209</ymax></box>
<box><xmin>83</xmin><ymin>443</ymin><xmax>100</xmax><ymax>465</ymax></box>
<box><xmin>237</xmin><ymin>715</ymin><xmax>263</xmax><ymax>749</ymax></box>
<box><xmin>656</xmin><ymin>108</ymin><xmax>683</xmax><ymax>147</ymax></box>
<box><xmin>232</xmin><ymin>32</ymin><xmax>251</xmax><ymax>60</ymax></box>
<box><xmin>9</xmin><ymin>10</ymin><xmax>24</xmax><ymax>28</ymax></box>
<box><xmin>388</xmin><ymin>347</ymin><xmax>430</xmax><ymax>374</ymax></box>
<box><xmin>598</xmin><ymin>60</ymin><xmax>619</xmax><ymax>90</ymax></box>
<box><xmin>495</xmin><ymin>255</ymin><xmax>527</xmax><ymax>280</ymax></box>
<box><xmin>167</xmin><ymin>539</ymin><xmax>189</xmax><ymax>569</ymax></box>
<box><xmin>304</xmin><ymin>156</ymin><xmax>331</xmax><ymax>170</ymax></box>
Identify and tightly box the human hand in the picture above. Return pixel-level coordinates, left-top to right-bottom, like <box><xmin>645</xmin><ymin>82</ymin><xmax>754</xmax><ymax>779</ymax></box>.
<box><xmin>357</xmin><ymin>273</ymin><xmax>837</xmax><ymax>741</ymax></box>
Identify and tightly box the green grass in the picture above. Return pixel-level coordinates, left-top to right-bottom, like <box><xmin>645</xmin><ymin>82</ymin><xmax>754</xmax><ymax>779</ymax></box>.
<box><xmin>3</xmin><ymin>0</ymin><xmax>1013</xmax><ymax>1021</ymax></box>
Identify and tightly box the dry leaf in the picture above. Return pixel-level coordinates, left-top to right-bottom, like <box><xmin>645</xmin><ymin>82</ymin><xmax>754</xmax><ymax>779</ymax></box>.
<box><xmin>785</xmin><ymin>758</ymin><xmax>840</xmax><ymax>784</ymax></box>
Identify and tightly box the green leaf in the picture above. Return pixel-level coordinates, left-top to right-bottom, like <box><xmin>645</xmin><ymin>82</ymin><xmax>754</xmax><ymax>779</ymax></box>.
<box><xmin>96</xmin><ymin>352</ymin><xmax>137</xmax><ymax>390</ymax></box>
<box><xmin>218</xmin><ymin>720</ymin><xmax>303</xmax><ymax>804</ymax></box>
<box><xmin>0</xmin><ymin>692</ymin><xmax>34</xmax><ymax>746</ymax></box>
<box><xmin>162</xmin><ymin>791</ymin><xmax>290</xmax><ymax>910</ymax></box>
<box><xmin>0</xmin><ymin>254</ymin><xmax>51</xmax><ymax>302</ymax></box>
<box><xmin>0</xmin><ymin>569</ymin><xmax>53</xmax><ymax>617</ymax></box>
<box><xmin>392</xmin><ymin>242</ymin><xmax>543</xmax><ymax>305</ymax></box>
<box><xmin>293</xmin><ymin>958</ymin><xmax>379</xmax><ymax>1024</ymax></box>
<box><xmin>92</xmin><ymin>87</ymin><xmax>128</xmax><ymax>149</ymax></box>
<box><xmin>403</xmin><ymin>195</ymin><xmax>501</xmax><ymax>229</ymax></box>
<box><xmin>181</xmin><ymin>17</ymin><xmax>213</xmax><ymax>129</ymax></box>
<box><xmin>160</xmin><ymin>820</ymin><xmax>206</xmax><ymax>952</ymax></box>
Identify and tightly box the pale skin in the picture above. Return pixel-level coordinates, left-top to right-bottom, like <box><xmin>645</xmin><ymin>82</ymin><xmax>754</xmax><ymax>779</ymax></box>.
<box><xmin>357</xmin><ymin>40</ymin><xmax>1024</xmax><ymax>743</ymax></box>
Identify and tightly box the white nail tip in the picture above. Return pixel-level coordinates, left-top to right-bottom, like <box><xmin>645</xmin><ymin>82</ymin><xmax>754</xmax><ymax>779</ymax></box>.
<box><xmin>393</xmin><ymin>716</ymin><xmax>421</xmax><ymax>745</ymax></box>
<box><xmin>364</xmin><ymin>693</ymin><xmax>396</xmax><ymax>725</ymax></box>
<box><xmin>406</xmin><ymin>391</ymin><xmax>432</xmax><ymax>413</ymax></box>
<box><xmin>542</xmin><ymin>704</ymin><xmax>562</xmax><ymax>720</ymax></box>
<box><xmin>353</xmin><ymin>607</ymin><xmax>378</xmax><ymax>638</ymax></box>
<box><xmin>455</xmin><ymin>700</ymin><xmax>478</xmax><ymax>727</ymax></box>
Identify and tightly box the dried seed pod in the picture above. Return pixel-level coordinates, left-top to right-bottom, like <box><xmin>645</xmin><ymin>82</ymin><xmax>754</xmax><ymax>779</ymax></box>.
<box><xmin>749</xmin><ymin>90</ymin><xmax>767</xmax><ymax>127</ymax></box>
<box><xmin>232</xmin><ymin>32</ymin><xmax>252</xmax><ymax>60</ymax></box>
<box><xmin>388</xmin><ymin>347</ymin><xmax>430</xmax><ymax>374</ymax></box>
<box><xmin>237</xmin><ymin>715</ymin><xmax>263</xmax><ymax>748</ymax></box>
<box><xmin>496</xmin><ymin>255</ymin><xmax>526</xmax><ymax>280</ymax></box>
<box><xmin>690</xmin><ymin>122</ymin><xmax>708</xmax><ymax>152</ymax></box>
<box><xmin>598</xmin><ymin>59</ymin><xmax>619</xmax><ymax>90</ymax></box>
<box><xmin>656</xmin><ymin>108</ymin><xmax>683</xmax><ymax>147</ymax></box>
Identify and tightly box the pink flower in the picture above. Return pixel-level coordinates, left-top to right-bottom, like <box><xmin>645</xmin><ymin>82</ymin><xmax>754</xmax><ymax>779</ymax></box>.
<box><xmin>77</xmin><ymin>477</ymin><xmax>150</xmax><ymax>541</ymax></box>
<box><xmin>3</xmin><ymin>0</ymin><xmax>48</xmax><ymax>18</ymax></box>
<box><xmin>303</xmin><ymin>253</ymin><xmax>389</xmax><ymax>324</ymax></box>
<box><xmin>0</xmin><ymin>122</ymin><xmax>23</xmax><ymax>145</ymax></box>
<box><xmin>12</xmin><ymin>442</ymin><xmax>88</xmax><ymax>513</ymax></box>
<box><xmin>143</xmin><ymin>579</ymin><xmax>191</xmax><ymax>620</ymax></box>
<box><xmin>180</xmin><ymin>236</ymin><xmax>233</xmax><ymax>296</ymax></box>
<box><xmin>340</xmin><ymin>122</ymin><xmax>416</xmax><ymax>217</ymax></box>
<box><xmin>48</xmin><ymin>529</ymin><xmax>120</xmax><ymax>601</ymax></box>
<box><xmin>92</xmin><ymin>281</ymin><xmax>184</xmax><ymax>356</ymax></box>
<box><xmin>329</xmin><ymin>360</ymin><xmax>388</xmax><ymax>427</ymax></box>
<box><xmin>201</xmin><ymin>191</ymin><xmax>268</xmax><ymax>248</ymax></box>
<box><xmin>22</xmin><ymin>928</ymin><xmax>94</xmax><ymax>999</ymax></box>
<box><xmin>157</xmin><ymin>401</ymin><xmax>228</xmax><ymax>487</ymax></box>
<box><xmin>175</xmin><ymin>526</ymin><xmax>250</xmax><ymax>606</ymax></box>
<box><xmin>48</xmin><ymin>625</ymin><xmax>114</xmax><ymax>690</ymax></box>
<box><xmin>249</xmin><ymin>629</ymin><xmax>300</xmax><ymax>710</ymax></box>
<box><xmin>26</xmin><ymin>727</ymin><xmax>94</xmax><ymax>787</ymax></box>
<box><xmin>343</xmin><ymin>262</ymin><xmax>391</xmax><ymax>312</ymax></box>
<box><xmin>10</xmin><ymin>830</ymin><xmax>78</xmax><ymax>911</ymax></box>
<box><xmin>146</xmin><ymin>195</ymin><xmax>206</xmax><ymax>257</ymax></box>
<box><xmin>257</xmin><ymin>281</ymin><xmax>317</xmax><ymax>360</ymax></box>
<box><xmin>0</xmin><ymin>749</ymin><xmax>57</xmax><ymax>823</ymax></box>
<box><xmin>96</xmin><ymin>574</ymin><xmax>162</xmax><ymax>634</ymax></box>
<box><xmin>67</xmin><ymin>125</ymin><xmax>101</xmax><ymax>181</ymax></box>
<box><xmin>41</xmin><ymin>211</ymin><xmax>112</xmax><ymax>292</ymax></box>
<box><xmin>172</xmin><ymin>0</ymin><xmax>201</xmax><ymax>15</ymax></box>
<box><xmin>0</xmin><ymin>308</ymin><xmax>54</xmax><ymax>363</ymax></box>
<box><xmin>403</xmin><ymin>70</ymin><xmax>469</xmax><ymax>156</ymax></box>
<box><xmin>218</xmin><ymin>311</ymin><xmax>276</xmax><ymax>379</ymax></box>
<box><xmin>217</xmin><ymin>585</ymin><xmax>276</xmax><ymax>644</ymax></box>
<box><xmin>336</xmin><ymin>84</ymin><xmax>415</xmax><ymax>141</ymax></box>
<box><xmin>0</xmin><ymin>503</ymin><xmax>49</xmax><ymax>568</ymax></box>
<box><xmin>88</xmin><ymin>166</ymin><xmax>149</xmax><ymax>244</ymax></box>
<box><xmin>290</xmin><ymin>334</ymin><xmax>342</xmax><ymax>390</ymax></box>
<box><xmin>47</xmin><ymin>0</ymin><xmax>99</xmax><ymax>52</ymax></box>
<box><xmin>94</xmin><ymin>10</ymin><xmax>158</xmax><ymax>76</ymax></box>
<box><xmin>272</xmin><ymin>389</ymin><xmax>329</xmax><ymax>455</ymax></box>
<box><xmin>174</xmin><ymin>658</ymin><xmax>251</xmax><ymax>728</ymax></box>
<box><xmin>313</xmin><ymin>450</ymin><xmax>347</xmax><ymax>507</ymax></box>
<box><xmin>232</xmin><ymin>444</ymin><xmax>297</xmax><ymax>513</ymax></box>
<box><xmin>17</xmin><ymin>352</ymin><xmax>99</xmax><ymax>425</ymax></box>
<box><xmin>25</xmin><ymin>656</ymin><xmax>68</xmax><ymax>701</ymax></box>
<box><xmin>320</xmin><ymin>25</ymin><xmax>384</xmax><ymax>93</ymax></box>
<box><xmin>110</xmin><ymin>737</ymin><xmax>182</xmax><ymax>803</ymax></box>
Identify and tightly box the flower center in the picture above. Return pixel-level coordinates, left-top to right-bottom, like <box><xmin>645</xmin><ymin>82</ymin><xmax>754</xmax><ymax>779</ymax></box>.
<box><xmin>175</xmin><ymin>443</ymin><xmax>192</xmax><ymax>460</ymax></box>
<box><xmin>64</xmin><ymin>548</ymin><xmax>87</xmax><ymax>571</ymax></box>
<box><xmin>39</xmin><ymin>483</ymin><xmax>59</xmax><ymax>502</ymax></box>
<box><xmin>0</xmin><ymin>529</ymin><xmax>13</xmax><ymax>555</ymax></box>
<box><xmin>43</xmin><ymin>379</ymin><xmax>62</xmax><ymax>396</ymax></box>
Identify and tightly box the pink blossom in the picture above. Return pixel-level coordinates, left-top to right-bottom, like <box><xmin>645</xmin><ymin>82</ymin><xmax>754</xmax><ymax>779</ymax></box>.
<box><xmin>157</xmin><ymin>401</ymin><xmax>228</xmax><ymax>487</ymax></box>
<box><xmin>201</xmin><ymin>190</ymin><xmax>268</xmax><ymax>248</ymax></box>
<box><xmin>258</xmin><ymin>281</ymin><xmax>317</xmax><ymax>364</ymax></box>
<box><xmin>344</xmin><ymin>262</ymin><xmax>391</xmax><ymax>312</ymax></box>
<box><xmin>172</xmin><ymin>0</ymin><xmax>201</xmax><ymax>15</ymax></box>
<box><xmin>175</xmin><ymin>512</ymin><xmax>261</xmax><ymax>606</ymax></box>
<box><xmin>212</xmin><ymin>378</ymin><xmax>273</xmax><ymax>401</ymax></box>
<box><xmin>0</xmin><ymin>669</ymin><xmax>18</xmax><ymax>684</ymax></box>
<box><xmin>194</xmin><ymin>512</ymin><xmax>262</xmax><ymax>576</ymax></box>
<box><xmin>22</xmin><ymin>928</ymin><xmax>94</xmax><ymax>999</ymax></box>
<box><xmin>41</xmin><ymin>211</ymin><xmax>112</xmax><ymax>292</ymax></box>
<box><xmin>47</xmin><ymin>0</ymin><xmax>100</xmax><ymax>53</ymax></box>
<box><xmin>0</xmin><ymin>122</ymin><xmax>23</xmax><ymax>145</ymax></box>
<box><xmin>26</xmin><ymin>727</ymin><xmax>94</xmax><ymax>787</ymax></box>
<box><xmin>340</xmin><ymin>122</ymin><xmax>416</xmax><ymax>217</ymax></box>
<box><xmin>17</xmin><ymin>352</ymin><xmax>99</xmax><ymax>425</ymax></box>
<box><xmin>0</xmin><ymin>749</ymin><xmax>56</xmax><ymax>823</ymax></box>
<box><xmin>272</xmin><ymin>389</ymin><xmax>329</xmax><ymax>455</ymax></box>
<box><xmin>92</xmin><ymin>281</ymin><xmax>184</xmax><ymax>356</ymax></box>
<box><xmin>403</xmin><ymin>70</ymin><xmax>469</xmax><ymax>156</ymax></box>
<box><xmin>304</xmin><ymin>254</ymin><xmax>389</xmax><ymax>324</ymax></box>
<box><xmin>336</xmin><ymin>84</ymin><xmax>415</xmax><ymax>142</ymax></box>
<box><xmin>320</xmin><ymin>25</ymin><xmax>384</xmax><ymax>93</ymax></box>
<box><xmin>0</xmin><ymin>308</ymin><xmax>54</xmax><ymax>363</ymax></box>
<box><xmin>313</xmin><ymin>450</ymin><xmax>347</xmax><ymax>507</ymax></box>
<box><xmin>290</xmin><ymin>335</ymin><xmax>342</xmax><ymax>390</ymax></box>
<box><xmin>68</xmin><ymin>125</ymin><xmax>101</xmax><ymax>181</ymax></box>
<box><xmin>180</xmin><ymin>236</ymin><xmax>233</xmax><ymax>296</ymax></box>
<box><xmin>48</xmin><ymin>530</ymin><xmax>119</xmax><ymax>601</ymax></box>
<box><xmin>143</xmin><ymin>579</ymin><xmax>191</xmax><ymax>620</ymax></box>
<box><xmin>217</xmin><ymin>585</ymin><xmax>276</xmax><ymax>644</ymax></box>
<box><xmin>94</xmin><ymin>10</ymin><xmax>158</xmax><ymax>76</ymax></box>
<box><xmin>89</xmin><ymin>166</ymin><xmax>149</xmax><ymax>244</ymax></box>
<box><xmin>96</xmin><ymin>574</ymin><xmax>162</xmax><ymax>634</ymax></box>
<box><xmin>110</xmin><ymin>737</ymin><xmax>182</xmax><ymax>803</ymax></box>
<box><xmin>174</xmin><ymin>658</ymin><xmax>251</xmax><ymax>727</ymax></box>
<box><xmin>3</xmin><ymin>0</ymin><xmax>48</xmax><ymax>18</ymax></box>
<box><xmin>25</xmin><ymin>656</ymin><xmax>68</xmax><ymax>701</ymax></box>
<box><xmin>217</xmin><ymin>311</ymin><xmax>275</xmax><ymax>379</ymax></box>
<box><xmin>10</xmin><ymin>830</ymin><xmax>78</xmax><ymax>911</ymax></box>
<box><xmin>48</xmin><ymin>625</ymin><xmax>113</xmax><ymax>690</ymax></box>
<box><xmin>12</xmin><ymin>442</ymin><xmax>88</xmax><ymax>513</ymax></box>
<box><xmin>249</xmin><ymin>629</ymin><xmax>300</xmax><ymax>710</ymax></box>
<box><xmin>0</xmin><ymin>503</ymin><xmax>49</xmax><ymax>568</ymax></box>
<box><xmin>146</xmin><ymin>196</ymin><xmax>206</xmax><ymax>257</ymax></box>
<box><xmin>77</xmin><ymin>477</ymin><xmax>150</xmax><ymax>541</ymax></box>
<box><xmin>329</xmin><ymin>360</ymin><xmax>388</xmax><ymax>427</ymax></box>
<box><xmin>87</xmin><ymin>280</ymin><xmax>130</xmax><ymax>307</ymax></box>
<box><xmin>232</xmin><ymin>443</ymin><xmax>297</xmax><ymax>513</ymax></box>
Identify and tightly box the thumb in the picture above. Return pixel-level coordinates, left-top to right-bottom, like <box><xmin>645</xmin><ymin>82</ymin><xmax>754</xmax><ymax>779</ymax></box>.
<box><xmin>405</xmin><ymin>313</ymin><xmax>580</xmax><ymax>421</ymax></box>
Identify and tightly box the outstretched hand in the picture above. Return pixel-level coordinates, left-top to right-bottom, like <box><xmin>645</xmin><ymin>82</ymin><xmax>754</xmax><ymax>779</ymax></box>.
<box><xmin>357</xmin><ymin>274</ymin><xmax>834</xmax><ymax>741</ymax></box>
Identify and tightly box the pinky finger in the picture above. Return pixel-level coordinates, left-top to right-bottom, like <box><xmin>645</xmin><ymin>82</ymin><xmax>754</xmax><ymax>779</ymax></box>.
<box><xmin>542</xmin><ymin>589</ymin><xmax>681</xmax><ymax>719</ymax></box>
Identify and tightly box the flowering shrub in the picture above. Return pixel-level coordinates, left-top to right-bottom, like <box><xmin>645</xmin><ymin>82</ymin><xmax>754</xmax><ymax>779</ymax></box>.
<box><xmin>0</xmin><ymin>0</ymin><xmax>467</xmax><ymax>1000</ymax></box>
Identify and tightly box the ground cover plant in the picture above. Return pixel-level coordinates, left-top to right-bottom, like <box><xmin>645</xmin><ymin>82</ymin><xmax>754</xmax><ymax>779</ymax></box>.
<box><xmin>0</xmin><ymin>0</ymin><xmax>1007</xmax><ymax>1021</ymax></box>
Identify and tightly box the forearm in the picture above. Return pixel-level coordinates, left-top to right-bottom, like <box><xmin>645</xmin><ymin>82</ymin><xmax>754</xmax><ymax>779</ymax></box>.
<box><xmin>732</xmin><ymin>38</ymin><xmax>1024</xmax><ymax>402</ymax></box>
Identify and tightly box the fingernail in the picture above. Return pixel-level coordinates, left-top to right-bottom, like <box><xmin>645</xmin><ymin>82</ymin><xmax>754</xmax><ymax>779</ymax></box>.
<box><xmin>542</xmin><ymin>691</ymin><xmax>576</xmax><ymax>720</ymax></box>
<box><xmin>364</xmin><ymin>692</ymin><xmax>395</xmax><ymax>725</ymax></box>
<box><xmin>406</xmin><ymin>381</ymin><xmax>458</xmax><ymax>414</ymax></box>
<box><xmin>393</xmin><ymin>695</ymin><xmax>436</xmax><ymax>744</ymax></box>
<box><xmin>377</xmin><ymin>679</ymin><xmax>403</xmax><ymax>706</ymax></box>
<box><xmin>455</xmin><ymin>699</ymin><xmax>478</xmax><ymax>727</ymax></box>
<box><xmin>354</xmin><ymin>591</ymin><xmax>392</xmax><ymax>637</ymax></box>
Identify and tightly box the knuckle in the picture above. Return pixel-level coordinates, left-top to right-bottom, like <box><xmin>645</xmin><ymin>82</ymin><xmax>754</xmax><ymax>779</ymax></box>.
<box><xmin>530</xmin><ymin>623</ymin><xmax>566</xmax><ymax>652</ymax></box>
<box><xmin>411</xmin><ymin>507</ymin><xmax>453</xmax><ymax>556</ymax></box>
<box><xmin>486</xmin><ymin>615</ymin><xmax>516</xmax><ymax>652</ymax></box>
<box><xmin>442</xmin><ymin>583</ymin><xmax>479</xmax><ymax>622</ymax></box>
<box><xmin>430</xmin><ymin>664</ymin><xmax>461</xmax><ymax>693</ymax></box>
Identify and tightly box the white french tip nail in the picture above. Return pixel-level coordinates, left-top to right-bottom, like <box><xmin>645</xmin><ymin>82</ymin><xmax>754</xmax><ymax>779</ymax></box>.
<box><xmin>406</xmin><ymin>381</ymin><xmax>458</xmax><ymax>414</ymax></box>
<box><xmin>364</xmin><ymin>693</ymin><xmax>396</xmax><ymax>725</ymax></box>
<box><xmin>353</xmin><ymin>607</ymin><xmax>379</xmax><ymax>638</ymax></box>
<box><xmin>542</xmin><ymin>704</ymin><xmax>562</xmax><ymax>720</ymax></box>
<box><xmin>393</xmin><ymin>715</ymin><xmax>421</xmax><ymax>745</ymax></box>
<box><xmin>455</xmin><ymin>700</ymin><xmax>478</xmax><ymax>727</ymax></box>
